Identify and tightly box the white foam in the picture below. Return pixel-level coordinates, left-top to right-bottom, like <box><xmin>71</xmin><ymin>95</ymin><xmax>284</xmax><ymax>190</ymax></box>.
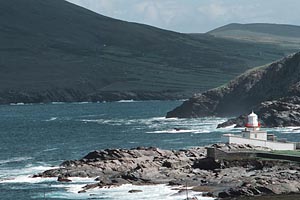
<box><xmin>51</xmin><ymin>102</ymin><xmax>65</xmax><ymax>104</ymax></box>
<box><xmin>1</xmin><ymin>175</ymin><xmax>56</xmax><ymax>183</ymax></box>
<box><xmin>0</xmin><ymin>165</ymin><xmax>58</xmax><ymax>183</ymax></box>
<box><xmin>0</xmin><ymin>156</ymin><xmax>32</xmax><ymax>165</ymax></box>
<box><xmin>219</xmin><ymin>124</ymin><xmax>237</xmax><ymax>129</ymax></box>
<box><xmin>45</xmin><ymin>117</ymin><xmax>58</xmax><ymax>122</ymax></box>
<box><xmin>80</xmin><ymin>116</ymin><xmax>232</xmax><ymax>135</ymax></box>
<box><xmin>42</xmin><ymin>148</ymin><xmax>59</xmax><ymax>152</ymax></box>
<box><xmin>117</xmin><ymin>99</ymin><xmax>136</xmax><ymax>103</ymax></box>
<box><xmin>273</xmin><ymin>126</ymin><xmax>300</xmax><ymax>133</ymax></box>
<box><xmin>147</xmin><ymin>129</ymin><xmax>200</xmax><ymax>134</ymax></box>
<box><xmin>10</xmin><ymin>102</ymin><xmax>25</xmax><ymax>105</ymax></box>
<box><xmin>46</xmin><ymin>184</ymin><xmax>215</xmax><ymax>200</ymax></box>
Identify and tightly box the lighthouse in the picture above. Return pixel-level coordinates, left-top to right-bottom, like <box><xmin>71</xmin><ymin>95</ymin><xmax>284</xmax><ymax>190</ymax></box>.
<box><xmin>222</xmin><ymin>111</ymin><xmax>296</xmax><ymax>150</ymax></box>
<box><xmin>245</xmin><ymin>111</ymin><xmax>260</xmax><ymax>131</ymax></box>
<box><xmin>242</xmin><ymin>111</ymin><xmax>266</xmax><ymax>140</ymax></box>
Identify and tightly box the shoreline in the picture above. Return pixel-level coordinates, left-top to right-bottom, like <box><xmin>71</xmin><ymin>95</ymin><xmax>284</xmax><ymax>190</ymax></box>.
<box><xmin>34</xmin><ymin>143</ymin><xmax>300</xmax><ymax>199</ymax></box>
<box><xmin>235</xmin><ymin>193</ymin><xmax>300</xmax><ymax>200</ymax></box>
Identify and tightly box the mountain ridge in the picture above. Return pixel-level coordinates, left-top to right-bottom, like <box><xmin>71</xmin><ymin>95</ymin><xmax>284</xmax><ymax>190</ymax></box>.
<box><xmin>207</xmin><ymin>23</ymin><xmax>300</xmax><ymax>48</ymax></box>
<box><xmin>0</xmin><ymin>0</ymin><xmax>299</xmax><ymax>103</ymax></box>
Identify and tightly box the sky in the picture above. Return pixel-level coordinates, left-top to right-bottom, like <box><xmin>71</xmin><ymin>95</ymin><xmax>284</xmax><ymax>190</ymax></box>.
<box><xmin>66</xmin><ymin>0</ymin><xmax>300</xmax><ymax>33</ymax></box>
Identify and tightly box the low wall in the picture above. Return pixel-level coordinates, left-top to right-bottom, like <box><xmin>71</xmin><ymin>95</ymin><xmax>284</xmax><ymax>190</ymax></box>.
<box><xmin>222</xmin><ymin>135</ymin><xmax>295</xmax><ymax>150</ymax></box>
<box><xmin>257</xmin><ymin>152</ymin><xmax>300</xmax><ymax>162</ymax></box>
<box><xmin>207</xmin><ymin>147</ymin><xmax>300</xmax><ymax>163</ymax></box>
<box><xmin>206</xmin><ymin>147</ymin><xmax>257</xmax><ymax>161</ymax></box>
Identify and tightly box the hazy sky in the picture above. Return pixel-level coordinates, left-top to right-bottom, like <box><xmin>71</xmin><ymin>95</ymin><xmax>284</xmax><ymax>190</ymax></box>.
<box><xmin>66</xmin><ymin>0</ymin><xmax>300</xmax><ymax>33</ymax></box>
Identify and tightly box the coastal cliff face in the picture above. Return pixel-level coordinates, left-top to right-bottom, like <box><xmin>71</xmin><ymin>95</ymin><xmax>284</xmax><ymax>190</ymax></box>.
<box><xmin>167</xmin><ymin>52</ymin><xmax>300</xmax><ymax>126</ymax></box>
<box><xmin>218</xmin><ymin>96</ymin><xmax>300</xmax><ymax>128</ymax></box>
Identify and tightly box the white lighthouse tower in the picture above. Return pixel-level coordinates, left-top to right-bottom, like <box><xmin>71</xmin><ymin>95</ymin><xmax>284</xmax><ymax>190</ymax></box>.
<box><xmin>242</xmin><ymin>111</ymin><xmax>266</xmax><ymax>140</ymax></box>
<box><xmin>245</xmin><ymin>111</ymin><xmax>260</xmax><ymax>131</ymax></box>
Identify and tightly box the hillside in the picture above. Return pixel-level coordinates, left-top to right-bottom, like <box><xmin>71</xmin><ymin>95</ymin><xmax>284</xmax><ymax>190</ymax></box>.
<box><xmin>0</xmin><ymin>1</ymin><xmax>298</xmax><ymax>103</ymax></box>
<box><xmin>207</xmin><ymin>23</ymin><xmax>300</xmax><ymax>48</ymax></box>
<box><xmin>167</xmin><ymin>52</ymin><xmax>300</xmax><ymax>121</ymax></box>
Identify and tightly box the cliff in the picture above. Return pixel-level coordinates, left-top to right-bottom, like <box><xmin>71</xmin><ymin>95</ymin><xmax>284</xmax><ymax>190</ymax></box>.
<box><xmin>167</xmin><ymin>52</ymin><xmax>300</xmax><ymax>125</ymax></box>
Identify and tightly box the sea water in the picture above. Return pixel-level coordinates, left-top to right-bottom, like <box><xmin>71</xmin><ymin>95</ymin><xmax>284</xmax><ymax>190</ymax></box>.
<box><xmin>1</xmin><ymin>101</ymin><xmax>300</xmax><ymax>199</ymax></box>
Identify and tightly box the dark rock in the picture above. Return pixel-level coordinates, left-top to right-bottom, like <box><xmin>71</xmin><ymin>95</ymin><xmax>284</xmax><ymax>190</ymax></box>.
<box><xmin>192</xmin><ymin>158</ymin><xmax>221</xmax><ymax>170</ymax></box>
<box><xmin>168</xmin><ymin>180</ymin><xmax>182</xmax><ymax>186</ymax></box>
<box><xmin>162</xmin><ymin>161</ymin><xmax>173</xmax><ymax>168</ymax></box>
<box><xmin>256</xmin><ymin>186</ymin><xmax>275</xmax><ymax>194</ymax></box>
<box><xmin>128</xmin><ymin>189</ymin><xmax>143</xmax><ymax>193</ymax></box>
<box><xmin>121</xmin><ymin>173</ymin><xmax>139</xmax><ymax>181</ymax></box>
<box><xmin>57</xmin><ymin>176</ymin><xmax>72</xmax><ymax>182</ymax></box>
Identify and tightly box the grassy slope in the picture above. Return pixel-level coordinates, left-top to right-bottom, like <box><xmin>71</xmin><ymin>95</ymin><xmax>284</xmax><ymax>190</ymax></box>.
<box><xmin>0</xmin><ymin>1</ymin><xmax>298</xmax><ymax>102</ymax></box>
<box><xmin>207</xmin><ymin>23</ymin><xmax>300</xmax><ymax>48</ymax></box>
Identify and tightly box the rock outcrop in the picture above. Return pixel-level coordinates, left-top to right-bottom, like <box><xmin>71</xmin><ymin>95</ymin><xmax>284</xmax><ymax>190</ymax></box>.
<box><xmin>34</xmin><ymin>144</ymin><xmax>300</xmax><ymax>198</ymax></box>
<box><xmin>167</xmin><ymin>52</ymin><xmax>300</xmax><ymax>127</ymax></box>
<box><xmin>218</xmin><ymin>96</ymin><xmax>300</xmax><ymax>128</ymax></box>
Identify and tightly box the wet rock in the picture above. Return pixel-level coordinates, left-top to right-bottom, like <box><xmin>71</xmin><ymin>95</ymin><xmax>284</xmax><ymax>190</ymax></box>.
<box><xmin>57</xmin><ymin>176</ymin><xmax>72</xmax><ymax>182</ymax></box>
<box><xmin>192</xmin><ymin>158</ymin><xmax>221</xmax><ymax>170</ymax></box>
<box><xmin>128</xmin><ymin>189</ymin><xmax>143</xmax><ymax>193</ymax></box>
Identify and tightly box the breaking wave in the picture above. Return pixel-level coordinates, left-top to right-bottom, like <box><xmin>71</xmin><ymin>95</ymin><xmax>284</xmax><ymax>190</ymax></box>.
<box><xmin>43</xmin><ymin>184</ymin><xmax>215</xmax><ymax>200</ymax></box>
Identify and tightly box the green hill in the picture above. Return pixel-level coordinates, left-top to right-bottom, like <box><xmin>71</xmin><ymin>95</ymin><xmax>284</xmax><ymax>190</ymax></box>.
<box><xmin>0</xmin><ymin>1</ymin><xmax>298</xmax><ymax>103</ymax></box>
<box><xmin>207</xmin><ymin>23</ymin><xmax>300</xmax><ymax>48</ymax></box>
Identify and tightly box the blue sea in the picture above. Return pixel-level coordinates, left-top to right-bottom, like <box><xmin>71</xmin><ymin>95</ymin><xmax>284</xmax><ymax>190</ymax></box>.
<box><xmin>1</xmin><ymin>100</ymin><xmax>300</xmax><ymax>200</ymax></box>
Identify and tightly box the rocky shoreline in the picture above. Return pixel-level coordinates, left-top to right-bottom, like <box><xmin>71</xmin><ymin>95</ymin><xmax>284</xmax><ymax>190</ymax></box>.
<box><xmin>34</xmin><ymin>144</ymin><xmax>300</xmax><ymax>199</ymax></box>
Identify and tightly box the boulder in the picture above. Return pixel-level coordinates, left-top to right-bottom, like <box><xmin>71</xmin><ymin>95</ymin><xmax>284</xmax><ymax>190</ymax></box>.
<box><xmin>192</xmin><ymin>158</ymin><xmax>220</xmax><ymax>170</ymax></box>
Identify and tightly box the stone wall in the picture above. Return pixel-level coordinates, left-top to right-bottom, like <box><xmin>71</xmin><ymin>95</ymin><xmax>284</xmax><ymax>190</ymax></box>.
<box><xmin>222</xmin><ymin>134</ymin><xmax>295</xmax><ymax>150</ymax></box>
<box><xmin>206</xmin><ymin>147</ymin><xmax>257</xmax><ymax>161</ymax></box>
<box><xmin>207</xmin><ymin>147</ymin><xmax>300</xmax><ymax>163</ymax></box>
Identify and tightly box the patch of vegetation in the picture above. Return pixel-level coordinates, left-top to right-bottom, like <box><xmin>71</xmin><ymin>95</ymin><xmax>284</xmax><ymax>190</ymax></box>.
<box><xmin>271</xmin><ymin>150</ymin><xmax>300</xmax><ymax>156</ymax></box>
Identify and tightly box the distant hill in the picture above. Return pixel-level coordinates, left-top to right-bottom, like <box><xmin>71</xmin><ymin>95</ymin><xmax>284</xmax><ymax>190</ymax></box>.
<box><xmin>207</xmin><ymin>23</ymin><xmax>300</xmax><ymax>48</ymax></box>
<box><xmin>0</xmin><ymin>1</ymin><xmax>298</xmax><ymax>103</ymax></box>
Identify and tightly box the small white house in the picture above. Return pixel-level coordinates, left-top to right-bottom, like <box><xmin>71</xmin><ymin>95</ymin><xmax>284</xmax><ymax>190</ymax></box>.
<box><xmin>222</xmin><ymin>112</ymin><xmax>296</xmax><ymax>150</ymax></box>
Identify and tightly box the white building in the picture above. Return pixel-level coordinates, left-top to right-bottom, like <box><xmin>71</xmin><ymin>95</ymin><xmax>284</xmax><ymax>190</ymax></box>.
<box><xmin>222</xmin><ymin>112</ymin><xmax>296</xmax><ymax>150</ymax></box>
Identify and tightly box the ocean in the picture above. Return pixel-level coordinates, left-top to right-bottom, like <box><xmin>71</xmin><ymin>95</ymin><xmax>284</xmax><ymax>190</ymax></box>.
<box><xmin>1</xmin><ymin>100</ymin><xmax>300</xmax><ymax>200</ymax></box>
